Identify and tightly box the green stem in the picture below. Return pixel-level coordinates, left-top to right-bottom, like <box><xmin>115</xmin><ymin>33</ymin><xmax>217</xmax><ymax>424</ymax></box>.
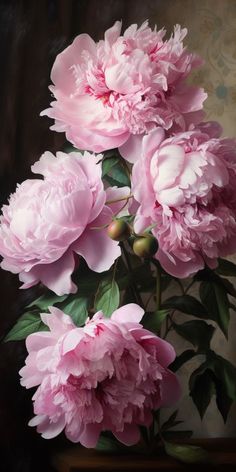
<box><xmin>153</xmin><ymin>410</ymin><xmax>165</xmax><ymax>445</ymax></box>
<box><xmin>106</xmin><ymin>194</ymin><xmax>133</xmax><ymax>205</ymax></box>
<box><xmin>184</xmin><ymin>279</ymin><xmax>195</xmax><ymax>295</ymax></box>
<box><xmin>120</xmin><ymin>242</ymin><xmax>144</xmax><ymax>308</ymax></box>
<box><xmin>175</xmin><ymin>278</ymin><xmax>185</xmax><ymax>295</ymax></box>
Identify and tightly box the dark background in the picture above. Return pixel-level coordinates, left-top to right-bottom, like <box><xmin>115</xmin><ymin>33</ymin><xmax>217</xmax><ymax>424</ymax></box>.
<box><xmin>0</xmin><ymin>1</ymin><xmax>157</xmax><ymax>470</ymax></box>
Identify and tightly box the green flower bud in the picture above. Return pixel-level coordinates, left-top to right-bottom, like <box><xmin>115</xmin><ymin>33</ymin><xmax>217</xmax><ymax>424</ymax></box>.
<box><xmin>133</xmin><ymin>235</ymin><xmax>158</xmax><ymax>258</ymax></box>
<box><xmin>107</xmin><ymin>219</ymin><xmax>131</xmax><ymax>242</ymax></box>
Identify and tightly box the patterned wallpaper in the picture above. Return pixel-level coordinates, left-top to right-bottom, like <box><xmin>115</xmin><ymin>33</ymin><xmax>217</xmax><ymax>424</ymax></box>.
<box><xmin>148</xmin><ymin>0</ymin><xmax>236</xmax><ymax>136</ymax></box>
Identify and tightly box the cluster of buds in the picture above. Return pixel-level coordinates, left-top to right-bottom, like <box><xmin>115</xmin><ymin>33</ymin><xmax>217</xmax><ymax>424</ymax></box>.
<box><xmin>107</xmin><ymin>219</ymin><xmax>159</xmax><ymax>258</ymax></box>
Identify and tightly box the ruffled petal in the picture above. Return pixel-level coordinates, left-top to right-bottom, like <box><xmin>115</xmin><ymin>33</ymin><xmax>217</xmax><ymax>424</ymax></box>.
<box><xmin>73</xmin><ymin>208</ymin><xmax>121</xmax><ymax>272</ymax></box>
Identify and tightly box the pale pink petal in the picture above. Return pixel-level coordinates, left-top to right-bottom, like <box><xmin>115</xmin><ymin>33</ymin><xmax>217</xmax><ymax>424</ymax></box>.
<box><xmin>111</xmin><ymin>304</ymin><xmax>144</xmax><ymax>324</ymax></box>
<box><xmin>119</xmin><ymin>134</ymin><xmax>143</xmax><ymax>163</ymax></box>
<box><xmin>104</xmin><ymin>21</ymin><xmax>122</xmax><ymax>46</ymax></box>
<box><xmin>105</xmin><ymin>186</ymin><xmax>131</xmax><ymax>216</ymax></box>
<box><xmin>172</xmin><ymin>83</ymin><xmax>207</xmax><ymax>113</ymax></box>
<box><xmin>41</xmin><ymin>307</ymin><xmax>75</xmax><ymax>332</ymax></box>
<box><xmin>133</xmin><ymin>214</ymin><xmax>152</xmax><ymax>234</ymax></box>
<box><xmin>27</xmin><ymin>250</ymin><xmax>77</xmax><ymax>296</ymax></box>
<box><xmin>51</xmin><ymin>34</ymin><xmax>96</xmax><ymax>94</ymax></box>
<box><xmin>142</xmin><ymin>127</ymin><xmax>165</xmax><ymax>158</ymax></box>
<box><xmin>41</xmin><ymin>416</ymin><xmax>66</xmax><ymax>439</ymax></box>
<box><xmin>73</xmin><ymin>209</ymin><xmax>121</xmax><ymax>272</ymax></box>
<box><xmin>66</xmin><ymin>125</ymin><xmax>129</xmax><ymax>153</ymax></box>
<box><xmin>62</xmin><ymin>329</ymin><xmax>84</xmax><ymax>354</ymax></box>
<box><xmin>157</xmin><ymin>248</ymin><xmax>204</xmax><ymax>279</ymax></box>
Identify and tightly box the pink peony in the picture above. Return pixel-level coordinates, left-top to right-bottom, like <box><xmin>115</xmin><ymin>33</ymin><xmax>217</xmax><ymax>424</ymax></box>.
<box><xmin>41</xmin><ymin>21</ymin><xmax>207</xmax><ymax>160</ymax></box>
<box><xmin>0</xmin><ymin>151</ymin><xmax>130</xmax><ymax>295</ymax></box>
<box><xmin>131</xmin><ymin>123</ymin><xmax>236</xmax><ymax>277</ymax></box>
<box><xmin>19</xmin><ymin>305</ymin><xmax>181</xmax><ymax>447</ymax></box>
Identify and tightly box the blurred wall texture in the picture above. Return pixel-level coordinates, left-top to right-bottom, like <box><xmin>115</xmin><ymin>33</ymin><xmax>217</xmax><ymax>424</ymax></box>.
<box><xmin>0</xmin><ymin>1</ymin><xmax>236</xmax><ymax>470</ymax></box>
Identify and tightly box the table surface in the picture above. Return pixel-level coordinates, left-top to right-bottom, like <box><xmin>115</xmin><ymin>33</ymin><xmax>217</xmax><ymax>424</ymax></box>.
<box><xmin>51</xmin><ymin>438</ymin><xmax>236</xmax><ymax>472</ymax></box>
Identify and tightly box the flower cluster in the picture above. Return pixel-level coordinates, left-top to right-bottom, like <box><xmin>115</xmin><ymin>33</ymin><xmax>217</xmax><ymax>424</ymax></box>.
<box><xmin>1</xmin><ymin>20</ymin><xmax>236</xmax><ymax>449</ymax></box>
<box><xmin>20</xmin><ymin>305</ymin><xmax>180</xmax><ymax>447</ymax></box>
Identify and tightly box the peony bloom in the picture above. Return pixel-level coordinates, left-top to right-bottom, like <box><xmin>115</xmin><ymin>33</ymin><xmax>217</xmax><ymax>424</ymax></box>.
<box><xmin>0</xmin><ymin>151</ymin><xmax>130</xmax><ymax>295</ymax></box>
<box><xmin>41</xmin><ymin>21</ymin><xmax>207</xmax><ymax>160</ymax></box>
<box><xmin>131</xmin><ymin>123</ymin><xmax>236</xmax><ymax>277</ymax></box>
<box><xmin>19</xmin><ymin>305</ymin><xmax>181</xmax><ymax>447</ymax></box>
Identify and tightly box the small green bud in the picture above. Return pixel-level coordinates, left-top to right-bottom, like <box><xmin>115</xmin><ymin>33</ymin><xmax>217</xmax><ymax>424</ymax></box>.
<box><xmin>107</xmin><ymin>219</ymin><xmax>131</xmax><ymax>242</ymax></box>
<box><xmin>133</xmin><ymin>235</ymin><xmax>158</xmax><ymax>258</ymax></box>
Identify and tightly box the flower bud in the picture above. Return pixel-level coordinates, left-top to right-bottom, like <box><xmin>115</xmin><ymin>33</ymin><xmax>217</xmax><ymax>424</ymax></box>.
<box><xmin>133</xmin><ymin>235</ymin><xmax>158</xmax><ymax>258</ymax></box>
<box><xmin>107</xmin><ymin>219</ymin><xmax>131</xmax><ymax>242</ymax></box>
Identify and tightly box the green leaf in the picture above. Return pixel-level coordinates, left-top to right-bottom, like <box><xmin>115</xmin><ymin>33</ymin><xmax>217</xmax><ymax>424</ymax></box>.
<box><xmin>189</xmin><ymin>353</ymin><xmax>236</xmax><ymax>421</ymax></box>
<box><xmin>163</xmin><ymin>295</ymin><xmax>208</xmax><ymax>318</ymax></box>
<box><xmin>118</xmin><ymin>263</ymin><xmax>156</xmax><ymax>293</ymax></box>
<box><xmin>212</xmin><ymin>354</ymin><xmax>236</xmax><ymax>421</ymax></box>
<box><xmin>58</xmin><ymin>296</ymin><xmax>88</xmax><ymax>326</ymax></box>
<box><xmin>103</xmin><ymin>159</ymin><xmax>130</xmax><ymax>188</ymax></box>
<box><xmin>95</xmin><ymin>278</ymin><xmax>120</xmax><ymax>317</ymax></box>
<box><xmin>195</xmin><ymin>267</ymin><xmax>236</xmax><ymax>298</ymax></box>
<box><xmin>161</xmin><ymin>410</ymin><xmax>179</xmax><ymax>431</ymax></box>
<box><xmin>220</xmin><ymin>277</ymin><xmax>236</xmax><ymax>298</ymax></box>
<box><xmin>161</xmin><ymin>273</ymin><xmax>173</xmax><ymax>292</ymax></box>
<box><xmin>62</xmin><ymin>144</ymin><xmax>84</xmax><ymax>154</ymax></box>
<box><xmin>142</xmin><ymin>309</ymin><xmax>169</xmax><ymax>333</ymax></box>
<box><xmin>96</xmin><ymin>435</ymin><xmax>125</xmax><ymax>453</ymax></box>
<box><xmin>189</xmin><ymin>366</ymin><xmax>215</xmax><ymax>418</ymax></box>
<box><xmin>170</xmin><ymin>349</ymin><xmax>196</xmax><ymax>372</ymax></box>
<box><xmin>216</xmin><ymin>258</ymin><xmax>236</xmax><ymax>277</ymax></box>
<box><xmin>229</xmin><ymin>302</ymin><xmax>236</xmax><ymax>312</ymax></box>
<box><xmin>164</xmin><ymin>442</ymin><xmax>209</xmax><ymax>464</ymax></box>
<box><xmin>27</xmin><ymin>291</ymin><xmax>67</xmax><ymax>311</ymax></box>
<box><xmin>4</xmin><ymin>312</ymin><xmax>48</xmax><ymax>342</ymax></box>
<box><xmin>210</xmin><ymin>352</ymin><xmax>236</xmax><ymax>400</ymax></box>
<box><xmin>200</xmin><ymin>281</ymin><xmax>230</xmax><ymax>337</ymax></box>
<box><xmin>172</xmin><ymin>320</ymin><xmax>215</xmax><ymax>351</ymax></box>
<box><xmin>102</xmin><ymin>156</ymin><xmax>119</xmax><ymax>177</ymax></box>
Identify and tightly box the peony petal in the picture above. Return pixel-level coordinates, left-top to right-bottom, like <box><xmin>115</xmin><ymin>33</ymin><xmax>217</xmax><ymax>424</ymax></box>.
<box><xmin>51</xmin><ymin>34</ymin><xmax>96</xmax><ymax>94</ymax></box>
<box><xmin>160</xmin><ymin>370</ymin><xmax>182</xmax><ymax>407</ymax></box>
<box><xmin>119</xmin><ymin>134</ymin><xmax>143</xmax><ymax>163</ymax></box>
<box><xmin>62</xmin><ymin>329</ymin><xmax>83</xmax><ymax>354</ymax></box>
<box><xmin>153</xmin><ymin>337</ymin><xmax>177</xmax><ymax>367</ymax></box>
<box><xmin>157</xmin><ymin>248</ymin><xmax>204</xmax><ymax>279</ymax></box>
<box><xmin>104</xmin><ymin>21</ymin><xmax>122</xmax><ymax>47</ymax></box>
<box><xmin>66</xmin><ymin>125</ymin><xmax>129</xmax><ymax>153</ymax></box>
<box><xmin>28</xmin><ymin>415</ymin><xmax>48</xmax><ymax>427</ymax></box>
<box><xmin>111</xmin><ymin>304</ymin><xmax>144</xmax><ymax>324</ymax></box>
<box><xmin>105</xmin><ymin>186</ymin><xmax>131</xmax><ymax>217</ymax></box>
<box><xmin>113</xmin><ymin>424</ymin><xmax>140</xmax><ymax>446</ymax></box>
<box><xmin>77</xmin><ymin>423</ymin><xmax>101</xmax><ymax>448</ymax></box>
<box><xmin>41</xmin><ymin>306</ymin><xmax>75</xmax><ymax>332</ymax></box>
<box><xmin>142</xmin><ymin>127</ymin><xmax>165</xmax><ymax>159</ymax></box>
<box><xmin>40</xmin><ymin>416</ymin><xmax>66</xmax><ymax>439</ymax></box>
<box><xmin>73</xmin><ymin>209</ymin><xmax>121</xmax><ymax>272</ymax></box>
<box><xmin>25</xmin><ymin>250</ymin><xmax>77</xmax><ymax>296</ymax></box>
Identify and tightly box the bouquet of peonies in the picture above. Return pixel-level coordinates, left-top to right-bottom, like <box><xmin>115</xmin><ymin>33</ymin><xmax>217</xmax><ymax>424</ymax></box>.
<box><xmin>1</xmin><ymin>21</ymin><xmax>236</xmax><ymax>463</ymax></box>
